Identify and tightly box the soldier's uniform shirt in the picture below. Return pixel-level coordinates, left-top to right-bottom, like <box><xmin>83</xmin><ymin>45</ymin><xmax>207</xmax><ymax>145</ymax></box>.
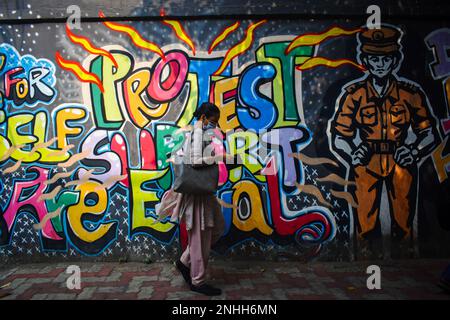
<box><xmin>332</xmin><ymin>76</ymin><xmax>434</xmax><ymax>176</ymax></box>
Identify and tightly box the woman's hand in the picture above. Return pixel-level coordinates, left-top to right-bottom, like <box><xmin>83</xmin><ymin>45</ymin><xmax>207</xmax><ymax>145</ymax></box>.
<box><xmin>194</xmin><ymin>119</ymin><xmax>203</xmax><ymax>129</ymax></box>
<box><xmin>194</xmin><ymin>114</ymin><xmax>205</xmax><ymax>129</ymax></box>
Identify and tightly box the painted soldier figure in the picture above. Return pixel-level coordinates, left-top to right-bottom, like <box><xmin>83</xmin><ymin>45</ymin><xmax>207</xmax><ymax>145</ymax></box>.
<box><xmin>330</xmin><ymin>26</ymin><xmax>438</xmax><ymax>259</ymax></box>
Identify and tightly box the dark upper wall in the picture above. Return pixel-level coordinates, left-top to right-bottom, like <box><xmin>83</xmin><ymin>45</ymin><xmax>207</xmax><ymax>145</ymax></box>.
<box><xmin>0</xmin><ymin>0</ymin><xmax>449</xmax><ymax>21</ymax></box>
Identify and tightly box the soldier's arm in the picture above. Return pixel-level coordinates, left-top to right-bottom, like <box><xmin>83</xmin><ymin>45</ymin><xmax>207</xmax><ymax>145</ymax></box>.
<box><xmin>412</xmin><ymin>127</ymin><xmax>436</xmax><ymax>160</ymax></box>
<box><xmin>407</xmin><ymin>87</ymin><xmax>439</xmax><ymax>160</ymax></box>
<box><xmin>333</xmin><ymin>134</ymin><xmax>357</xmax><ymax>163</ymax></box>
<box><xmin>331</xmin><ymin>90</ymin><xmax>358</xmax><ymax>163</ymax></box>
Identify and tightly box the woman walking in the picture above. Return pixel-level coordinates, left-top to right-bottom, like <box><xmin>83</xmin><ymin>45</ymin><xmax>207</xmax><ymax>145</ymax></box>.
<box><xmin>156</xmin><ymin>102</ymin><xmax>233</xmax><ymax>296</ymax></box>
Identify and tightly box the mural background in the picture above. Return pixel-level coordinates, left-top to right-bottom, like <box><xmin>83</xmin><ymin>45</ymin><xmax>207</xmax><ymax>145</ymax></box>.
<box><xmin>0</xmin><ymin>0</ymin><xmax>449</xmax><ymax>263</ymax></box>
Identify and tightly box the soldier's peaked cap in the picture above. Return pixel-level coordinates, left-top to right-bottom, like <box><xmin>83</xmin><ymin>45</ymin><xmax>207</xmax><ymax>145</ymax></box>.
<box><xmin>359</xmin><ymin>26</ymin><xmax>402</xmax><ymax>55</ymax></box>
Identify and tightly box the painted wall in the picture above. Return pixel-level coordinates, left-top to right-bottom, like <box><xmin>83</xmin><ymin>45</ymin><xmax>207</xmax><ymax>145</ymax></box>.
<box><xmin>0</xmin><ymin>1</ymin><xmax>449</xmax><ymax>262</ymax></box>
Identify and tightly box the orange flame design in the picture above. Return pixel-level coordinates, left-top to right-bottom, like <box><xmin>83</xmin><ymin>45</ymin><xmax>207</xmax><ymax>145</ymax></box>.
<box><xmin>162</xmin><ymin>20</ymin><xmax>196</xmax><ymax>55</ymax></box>
<box><xmin>296</xmin><ymin>57</ymin><xmax>366</xmax><ymax>72</ymax></box>
<box><xmin>208</xmin><ymin>21</ymin><xmax>240</xmax><ymax>54</ymax></box>
<box><xmin>55</xmin><ymin>51</ymin><xmax>104</xmax><ymax>92</ymax></box>
<box><xmin>99</xmin><ymin>10</ymin><xmax>165</xmax><ymax>59</ymax></box>
<box><xmin>65</xmin><ymin>24</ymin><xmax>118</xmax><ymax>67</ymax></box>
<box><xmin>213</xmin><ymin>20</ymin><xmax>266</xmax><ymax>76</ymax></box>
<box><xmin>286</xmin><ymin>26</ymin><xmax>361</xmax><ymax>55</ymax></box>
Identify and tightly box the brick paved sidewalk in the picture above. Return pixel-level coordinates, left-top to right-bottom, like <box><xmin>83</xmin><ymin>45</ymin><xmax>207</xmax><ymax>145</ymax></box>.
<box><xmin>0</xmin><ymin>259</ymin><xmax>449</xmax><ymax>300</ymax></box>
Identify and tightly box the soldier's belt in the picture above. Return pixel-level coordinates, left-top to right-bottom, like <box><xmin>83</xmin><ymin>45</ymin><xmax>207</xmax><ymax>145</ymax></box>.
<box><xmin>367</xmin><ymin>140</ymin><xmax>399</xmax><ymax>154</ymax></box>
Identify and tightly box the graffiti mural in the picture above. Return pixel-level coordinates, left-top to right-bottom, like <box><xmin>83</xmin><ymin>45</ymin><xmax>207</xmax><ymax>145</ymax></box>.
<box><xmin>0</xmin><ymin>9</ymin><xmax>449</xmax><ymax>261</ymax></box>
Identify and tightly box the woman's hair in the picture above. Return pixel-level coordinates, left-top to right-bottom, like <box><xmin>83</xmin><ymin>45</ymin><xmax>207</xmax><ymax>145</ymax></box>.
<box><xmin>193</xmin><ymin>102</ymin><xmax>220</xmax><ymax>119</ymax></box>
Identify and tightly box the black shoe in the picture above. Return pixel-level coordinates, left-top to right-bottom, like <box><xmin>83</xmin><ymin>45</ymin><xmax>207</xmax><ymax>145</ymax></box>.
<box><xmin>176</xmin><ymin>259</ymin><xmax>191</xmax><ymax>286</ymax></box>
<box><xmin>190</xmin><ymin>283</ymin><xmax>222</xmax><ymax>296</ymax></box>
